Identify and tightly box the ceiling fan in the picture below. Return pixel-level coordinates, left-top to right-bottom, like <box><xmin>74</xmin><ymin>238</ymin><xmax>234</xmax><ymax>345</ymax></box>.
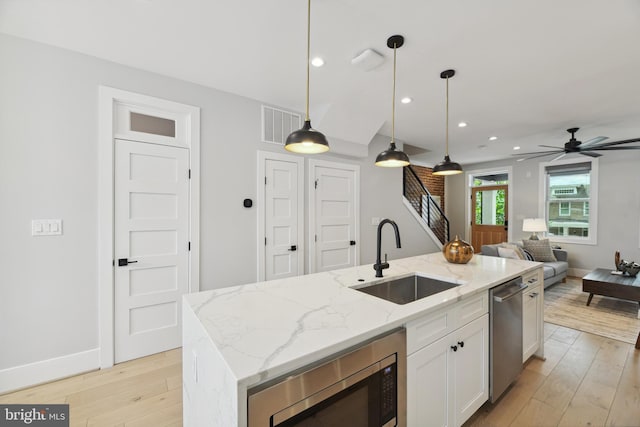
<box><xmin>515</xmin><ymin>127</ymin><xmax>640</xmax><ymax>162</ymax></box>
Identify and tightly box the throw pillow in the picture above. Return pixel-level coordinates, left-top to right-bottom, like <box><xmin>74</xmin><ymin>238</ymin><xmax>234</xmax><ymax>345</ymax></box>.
<box><xmin>499</xmin><ymin>243</ymin><xmax>525</xmax><ymax>260</ymax></box>
<box><xmin>497</xmin><ymin>247</ymin><xmax>521</xmax><ymax>260</ymax></box>
<box><xmin>521</xmin><ymin>238</ymin><xmax>557</xmax><ymax>262</ymax></box>
<box><xmin>521</xmin><ymin>248</ymin><xmax>535</xmax><ymax>261</ymax></box>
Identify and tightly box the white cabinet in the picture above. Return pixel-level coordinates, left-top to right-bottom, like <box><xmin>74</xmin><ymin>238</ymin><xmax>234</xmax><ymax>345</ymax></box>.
<box><xmin>522</xmin><ymin>269</ymin><xmax>544</xmax><ymax>362</ymax></box>
<box><xmin>406</xmin><ymin>293</ymin><xmax>489</xmax><ymax>427</ymax></box>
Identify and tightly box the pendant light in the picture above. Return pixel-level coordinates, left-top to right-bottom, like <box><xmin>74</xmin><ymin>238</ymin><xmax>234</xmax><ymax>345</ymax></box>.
<box><xmin>375</xmin><ymin>35</ymin><xmax>410</xmax><ymax>168</ymax></box>
<box><xmin>432</xmin><ymin>69</ymin><xmax>463</xmax><ymax>176</ymax></box>
<box><xmin>285</xmin><ymin>0</ymin><xmax>329</xmax><ymax>154</ymax></box>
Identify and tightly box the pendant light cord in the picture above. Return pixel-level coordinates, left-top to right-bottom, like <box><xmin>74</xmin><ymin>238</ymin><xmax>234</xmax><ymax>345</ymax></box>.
<box><xmin>305</xmin><ymin>0</ymin><xmax>311</xmax><ymax>121</ymax></box>
<box><xmin>391</xmin><ymin>43</ymin><xmax>397</xmax><ymax>143</ymax></box>
<box><xmin>445</xmin><ymin>75</ymin><xmax>449</xmax><ymax>156</ymax></box>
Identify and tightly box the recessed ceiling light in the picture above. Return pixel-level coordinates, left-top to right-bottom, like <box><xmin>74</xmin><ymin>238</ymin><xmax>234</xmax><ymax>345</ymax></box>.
<box><xmin>513</xmin><ymin>146</ymin><xmax>521</xmax><ymax>150</ymax></box>
<box><xmin>517</xmin><ymin>158</ymin><xmax>525</xmax><ymax>162</ymax></box>
<box><xmin>401</xmin><ymin>97</ymin><xmax>412</xmax><ymax>104</ymax></box>
<box><xmin>458</xmin><ymin>122</ymin><xmax>467</xmax><ymax>128</ymax></box>
<box><xmin>489</xmin><ymin>136</ymin><xmax>498</xmax><ymax>141</ymax></box>
<box><xmin>311</xmin><ymin>57</ymin><xmax>325</xmax><ymax>67</ymax></box>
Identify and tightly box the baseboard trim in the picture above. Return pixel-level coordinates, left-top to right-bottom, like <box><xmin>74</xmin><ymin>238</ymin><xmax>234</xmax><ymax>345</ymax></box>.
<box><xmin>568</xmin><ymin>268</ymin><xmax>591</xmax><ymax>278</ymax></box>
<box><xmin>0</xmin><ymin>348</ymin><xmax>99</xmax><ymax>394</ymax></box>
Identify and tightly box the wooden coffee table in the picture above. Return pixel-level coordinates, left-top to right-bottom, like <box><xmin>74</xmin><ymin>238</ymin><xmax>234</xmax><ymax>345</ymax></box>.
<box><xmin>583</xmin><ymin>268</ymin><xmax>640</xmax><ymax>319</ymax></box>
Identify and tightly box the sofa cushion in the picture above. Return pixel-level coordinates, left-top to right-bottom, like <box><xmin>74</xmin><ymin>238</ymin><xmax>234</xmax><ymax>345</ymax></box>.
<box><xmin>542</xmin><ymin>265</ymin><xmax>556</xmax><ymax>280</ymax></box>
<box><xmin>522</xmin><ymin>239</ymin><xmax>557</xmax><ymax>262</ymax></box>
<box><xmin>545</xmin><ymin>261</ymin><xmax>568</xmax><ymax>276</ymax></box>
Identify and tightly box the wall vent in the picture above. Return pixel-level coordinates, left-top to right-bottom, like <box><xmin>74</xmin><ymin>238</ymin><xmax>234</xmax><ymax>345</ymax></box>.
<box><xmin>261</xmin><ymin>105</ymin><xmax>301</xmax><ymax>145</ymax></box>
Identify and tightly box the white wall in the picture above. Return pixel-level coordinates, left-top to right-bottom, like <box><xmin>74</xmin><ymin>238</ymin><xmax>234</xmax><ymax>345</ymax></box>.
<box><xmin>0</xmin><ymin>34</ymin><xmax>437</xmax><ymax>380</ymax></box>
<box><xmin>446</xmin><ymin>153</ymin><xmax>640</xmax><ymax>272</ymax></box>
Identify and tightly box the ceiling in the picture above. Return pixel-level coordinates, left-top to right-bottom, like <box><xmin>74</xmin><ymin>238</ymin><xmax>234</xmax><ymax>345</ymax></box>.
<box><xmin>2</xmin><ymin>0</ymin><xmax>640</xmax><ymax>165</ymax></box>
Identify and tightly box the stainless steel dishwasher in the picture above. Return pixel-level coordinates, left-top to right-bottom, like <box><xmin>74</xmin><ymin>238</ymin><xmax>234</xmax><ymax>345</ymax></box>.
<box><xmin>489</xmin><ymin>276</ymin><xmax>527</xmax><ymax>403</ymax></box>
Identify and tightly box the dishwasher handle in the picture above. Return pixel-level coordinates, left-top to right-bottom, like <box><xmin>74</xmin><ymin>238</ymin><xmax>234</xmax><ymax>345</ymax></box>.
<box><xmin>493</xmin><ymin>283</ymin><xmax>528</xmax><ymax>303</ymax></box>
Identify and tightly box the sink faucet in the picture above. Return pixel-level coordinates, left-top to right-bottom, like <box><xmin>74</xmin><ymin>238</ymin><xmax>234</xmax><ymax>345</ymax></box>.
<box><xmin>374</xmin><ymin>219</ymin><xmax>402</xmax><ymax>277</ymax></box>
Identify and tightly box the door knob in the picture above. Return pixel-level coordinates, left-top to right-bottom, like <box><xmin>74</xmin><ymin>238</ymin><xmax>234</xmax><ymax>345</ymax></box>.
<box><xmin>118</xmin><ymin>258</ymin><xmax>138</xmax><ymax>266</ymax></box>
<box><xmin>288</xmin><ymin>245</ymin><xmax>297</xmax><ymax>251</ymax></box>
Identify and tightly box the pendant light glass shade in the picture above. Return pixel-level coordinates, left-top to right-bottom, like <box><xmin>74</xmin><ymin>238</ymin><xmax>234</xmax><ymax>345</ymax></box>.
<box><xmin>375</xmin><ymin>35</ymin><xmax>410</xmax><ymax>168</ymax></box>
<box><xmin>284</xmin><ymin>0</ymin><xmax>329</xmax><ymax>154</ymax></box>
<box><xmin>433</xmin><ymin>69</ymin><xmax>462</xmax><ymax>176</ymax></box>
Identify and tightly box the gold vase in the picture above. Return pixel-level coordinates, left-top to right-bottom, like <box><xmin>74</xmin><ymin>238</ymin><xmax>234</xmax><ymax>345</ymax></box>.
<box><xmin>443</xmin><ymin>235</ymin><xmax>474</xmax><ymax>264</ymax></box>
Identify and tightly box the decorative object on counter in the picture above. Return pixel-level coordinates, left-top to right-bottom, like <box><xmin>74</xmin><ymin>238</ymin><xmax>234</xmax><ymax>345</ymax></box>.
<box><xmin>615</xmin><ymin>250</ymin><xmax>621</xmax><ymax>270</ymax></box>
<box><xmin>617</xmin><ymin>260</ymin><xmax>640</xmax><ymax>277</ymax></box>
<box><xmin>375</xmin><ymin>35</ymin><xmax>410</xmax><ymax>168</ymax></box>
<box><xmin>284</xmin><ymin>0</ymin><xmax>329</xmax><ymax>154</ymax></box>
<box><xmin>521</xmin><ymin>238</ymin><xmax>557</xmax><ymax>262</ymax></box>
<box><xmin>522</xmin><ymin>218</ymin><xmax>547</xmax><ymax>240</ymax></box>
<box><xmin>442</xmin><ymin>235</ymin><xmax>474</xmax><ymax>264</ymax></box>
<box><xmin>432</xmin><ymin>69</ymin><xmax>463</xmax><ymax>176</ymax></box>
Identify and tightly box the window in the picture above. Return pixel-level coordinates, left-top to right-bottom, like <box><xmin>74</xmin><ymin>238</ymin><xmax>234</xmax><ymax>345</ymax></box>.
<box><xmin>540</xmin><ymin>159</ymin><xmax>598</xmax><ymax>245</ymax></box>
<box><xmin>559</xmin><ymin>202</ymin><xmax>571</xmax><ymax>216</ymax></box>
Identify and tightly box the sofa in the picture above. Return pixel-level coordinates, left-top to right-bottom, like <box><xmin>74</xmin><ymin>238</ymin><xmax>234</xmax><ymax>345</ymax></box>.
<box><xmin>481</xmin><ymin>241</ymin><xmax>568</xmax><ymax>288</ymax></box>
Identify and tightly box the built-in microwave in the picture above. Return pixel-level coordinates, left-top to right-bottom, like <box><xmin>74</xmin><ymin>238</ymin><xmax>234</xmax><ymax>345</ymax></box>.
<box><xmin>248</xmin><ymin>328</ymin><xmax>406</xmax><ymax>427</ymax></box>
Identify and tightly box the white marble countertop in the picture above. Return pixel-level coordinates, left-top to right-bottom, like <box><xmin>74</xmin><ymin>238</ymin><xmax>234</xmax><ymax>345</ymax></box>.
<box><xmin>184</xmin><ymin>252</ymin><xmax>540</xmax><ymax>390</ymax></box>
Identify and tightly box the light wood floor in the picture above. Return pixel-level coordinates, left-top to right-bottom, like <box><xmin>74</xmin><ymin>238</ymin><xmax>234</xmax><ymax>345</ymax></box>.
<box><xmin>0</xmin><ymin>349</ymin><xmax>182</xmax><ymax>426</ymax></box>
<box><xmin>465</xmin><ymin>323</ymin><xmax>640</xmax><ymax>427</ymax></box>
<box><xmin>1</xmin><ymin>325</ymin><xmax>638</xmax><ymax>427</ymax></box>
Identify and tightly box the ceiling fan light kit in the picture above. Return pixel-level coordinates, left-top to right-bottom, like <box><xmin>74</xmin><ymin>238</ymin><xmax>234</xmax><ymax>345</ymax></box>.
<box><xmin>284</xmin><ymin>0</ymin><xmax>329</xmax><ymax>154</ymax></box>
<box><xmin>516</xmin><ymin>127</ymin><xmax>640</xmax><ymax>161</ymax></box>
<box><xmin>375</xmin><ymin>35</ymin><xmax>410</xmax><ymax>168</ymax></box>
<box><xmin>433</xmin><ymin>69</ymin><xmax>463</xmax><ymax>176</ymax></box>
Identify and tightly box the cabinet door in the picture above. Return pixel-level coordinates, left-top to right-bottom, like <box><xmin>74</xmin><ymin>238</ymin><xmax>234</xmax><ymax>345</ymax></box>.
<box><xmin>454</xmin><ymin>314</ymin><xmax>489</xmax><ymax>426</ymax></box>
<box><xmin>522</xmin><ymin>284</ymin><xmax>542</xmax><ymax>362</ymax></box>
<box><xmin>407</xmin><ymin>334</ymin><xmax>454</xmax><ymax>427</ymax></box>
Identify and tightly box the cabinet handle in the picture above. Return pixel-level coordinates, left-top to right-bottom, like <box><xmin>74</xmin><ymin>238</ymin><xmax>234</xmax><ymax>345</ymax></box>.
<box><xmin>457</xmin><ymin>341</ymin><xmax>465</xmax><ymax>348</ymax></box>
<box><xmin>450</xmin><ymin>345</ymin><xmax>458</xmax><ymax>352</ymax></box>
<box><xmin>529</xmin><ymin>292</ymin><xmax>538</xmax><ymax>298</ymax></box>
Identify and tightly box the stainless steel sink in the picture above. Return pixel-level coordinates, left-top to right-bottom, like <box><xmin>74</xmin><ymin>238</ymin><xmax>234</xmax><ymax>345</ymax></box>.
<box><xmin>353</xmin><ymin>274</ymin><xmax>461</xmax><ymax>305</ymax></box>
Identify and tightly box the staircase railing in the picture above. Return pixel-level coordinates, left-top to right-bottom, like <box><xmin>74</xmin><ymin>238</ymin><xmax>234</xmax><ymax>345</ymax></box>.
<box><xmin>403</xmin><ymin>165</ymin><xmax>450</xmax><ymax>244</ymax></box>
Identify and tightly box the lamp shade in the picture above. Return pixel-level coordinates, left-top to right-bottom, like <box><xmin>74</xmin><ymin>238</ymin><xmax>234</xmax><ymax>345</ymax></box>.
<box><xmin>285</xmin><ymin>120</ymin><xmax>330</xmax><ymax>154</ymax></box>
<box><xmin>375</xmin><ymin>142</ymin><xmax>410</xmax><ymax>167</ymax></box>
<box><xmin>432</xmin><ymin>155</ymin><xmax>463</xmax><ymax>176</ymax></box>
<box><xmin>522</xmin><ymin>218</ymin><xmax>548</xmax><ymax>232</ymax></box>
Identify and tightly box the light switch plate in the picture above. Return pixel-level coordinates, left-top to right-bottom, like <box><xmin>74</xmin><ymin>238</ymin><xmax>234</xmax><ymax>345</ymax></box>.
<box><xmin>32</xmin><ymin>219</ymin><xmax>63</xmax><ymax>236</ymax></box>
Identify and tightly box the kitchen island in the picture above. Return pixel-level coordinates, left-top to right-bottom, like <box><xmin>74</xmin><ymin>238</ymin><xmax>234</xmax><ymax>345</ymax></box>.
<box><xmin>182</xmin><ymin>252</ymin><xmax>543</xmax><ymax>426</ymax></box>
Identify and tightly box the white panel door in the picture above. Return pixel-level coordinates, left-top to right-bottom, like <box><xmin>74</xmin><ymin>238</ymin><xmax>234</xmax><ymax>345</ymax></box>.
<box><xmin>114</xmin><ymin>139</ymin><xmax>189</xmax><ymax>363</ymax></box>
<box><xmin>310</xmin><ymin>162</ymin><xmax>359</xmax><ymax>273</ymax></box>
<box><xmin>265</xmin><ymin>158</ymin><xmax>301</xmax><ymax>280</ymax></box>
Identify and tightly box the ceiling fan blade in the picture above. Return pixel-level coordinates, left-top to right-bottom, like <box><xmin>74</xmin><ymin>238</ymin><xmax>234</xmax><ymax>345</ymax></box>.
<box><xmin>588</xmin><ymin>137</ymin><xmax>640</xmax><ymax>148</ymax></box>
<box><xmin>551</xmin><ymin>153</ymin><xmax>567</xmax><ymax>162</ymax></box>
<box><xmin>538</xmin><ymin>145</ymin><xmax>564</xmax><ymax>149</ymax></box>
<box><xmin>580</xmin><ymin>136</ymin><xmax>608</xmax><ymax>147</ymax></box>
<box><xmin>589</xmin><ymin>146</ymin><xmax>640</xmax><ymax>151</ymax></box>
<box><xmin>514</xmin><ymin>149</ymin><xmax>564</xmax><ymax>156</ymax></box>
<box><xmin>579</xmin><ymin>151</ymin><xmax>602</xmax><ymax>158</ymax></box>
<box><xmin>514</xmin><ymin>151</ymin><xmax>563</xmax><ymax>161</ymax></box>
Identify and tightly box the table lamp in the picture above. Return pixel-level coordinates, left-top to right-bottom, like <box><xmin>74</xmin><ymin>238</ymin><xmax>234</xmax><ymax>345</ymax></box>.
<box><xmin>523</xmin><ymin>218</ymin><xmax>547</xmax><ymax>240</ymax></box>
